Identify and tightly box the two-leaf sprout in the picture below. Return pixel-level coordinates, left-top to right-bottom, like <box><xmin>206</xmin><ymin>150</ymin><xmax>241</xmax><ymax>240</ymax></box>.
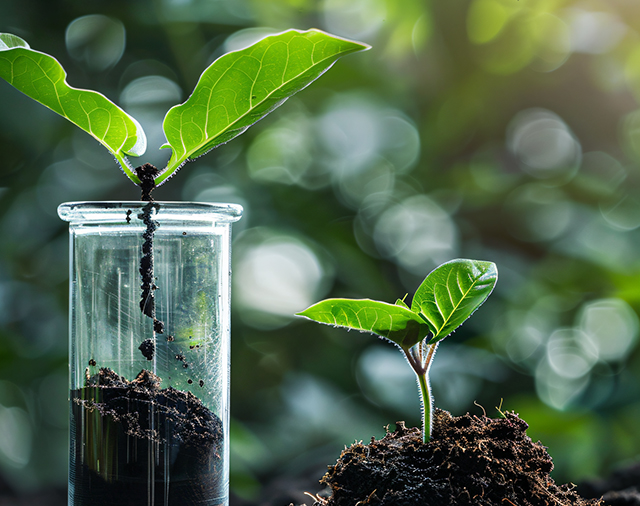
<box><xmin>297</xmin><ymin>258</ymin><xmax>498</xmax><ymax>443</ymax></box>
<box><xmin>0</xmin><ymin>30</ymin><xmax>369</xmax><ymax>189</ymax></box>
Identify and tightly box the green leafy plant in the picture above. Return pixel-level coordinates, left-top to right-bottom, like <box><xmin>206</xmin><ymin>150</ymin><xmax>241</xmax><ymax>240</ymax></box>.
<box><xmin>297</xmin><ymin>258</ymin><xmax>498</xmax><ymax>442</ymax></box>
<box><xmin>0</xmin><ymin>29</ymin><xmax>369</xmax><ymax>189</ymax></box>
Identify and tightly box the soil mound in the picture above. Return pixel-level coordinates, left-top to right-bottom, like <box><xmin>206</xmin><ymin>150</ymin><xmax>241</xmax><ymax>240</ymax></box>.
<box><xmin>314</xmin><ymin>409</ymin><xmax>603</xmax><ymax>506</ymax></box>
<box><xmin>76</xmin><ymin>367</ymin><xmax>221</xmax><ymax>446</ymax></box>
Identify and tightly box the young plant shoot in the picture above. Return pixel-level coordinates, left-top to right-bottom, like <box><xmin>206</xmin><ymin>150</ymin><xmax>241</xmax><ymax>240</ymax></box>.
<box><xmin>297</xmin><ymin>258</ymin><xmax>498</xmax><ymax>443</ymax></box>
<box><xmin>0</xmin><ymin>30</ymin><xmax>369</xmax><ymax>192</ymax></box>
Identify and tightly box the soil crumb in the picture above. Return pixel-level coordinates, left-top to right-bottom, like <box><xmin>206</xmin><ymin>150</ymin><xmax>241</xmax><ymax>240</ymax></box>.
<box><xmin>76</xmin><ymin>367</ymin><xmax>220</xmax><ymax>446</ymax></box>
<box><xmin>138</xmin><ymin>338</ymin><xmax>155</xmax><ymax>361</ymax></box>
<box><xmin>314</xmin><ymin>409</ymin><xmax>603</xmax><ymax>506</ymax></box>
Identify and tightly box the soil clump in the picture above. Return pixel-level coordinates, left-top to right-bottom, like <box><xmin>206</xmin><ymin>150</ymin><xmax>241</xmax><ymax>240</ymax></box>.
<box><xmin>313</xmin><ymin>409</ymin><xmax>604</xmax><ymax>506</ymax></box>
<box><xmin>138</xmin><ymin>338</ymin><xmax>155</xmax><ymax>361</ymax></box>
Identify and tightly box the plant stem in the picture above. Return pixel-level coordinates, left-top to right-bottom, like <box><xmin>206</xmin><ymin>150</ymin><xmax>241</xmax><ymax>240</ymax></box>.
<box><xmin>116</xmin><ymin>154</ymin><xmax>142</xmax><ymax>185</ymax></box>
<box><xmin>417</xmin><ymin>371</ymin><xmax>431</xmax><ymax>443</ymax></box>
<box><xmin>405</xmin><ymin>341</ymin><xmax>439</xmax><ymax>443</ymax></box>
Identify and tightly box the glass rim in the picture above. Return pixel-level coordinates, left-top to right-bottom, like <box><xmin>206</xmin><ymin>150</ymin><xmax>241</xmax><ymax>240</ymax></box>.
<box><xmin>58</xmin><ymin>201</ymin><xmax>243</xmax><ymax>224</ymax></box>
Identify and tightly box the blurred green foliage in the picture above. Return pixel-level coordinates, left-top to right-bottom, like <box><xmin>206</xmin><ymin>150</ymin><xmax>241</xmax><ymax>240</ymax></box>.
<box><xmin>2</xmin><ymin>0</ymin><xmax>640</xmax><ymax>501</ymax></box>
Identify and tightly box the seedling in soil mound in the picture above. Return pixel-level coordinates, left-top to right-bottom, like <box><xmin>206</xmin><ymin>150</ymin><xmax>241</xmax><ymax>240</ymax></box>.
<box><xmin>0</xmin><ymin>30</ymin><xmax>370</xmax><ymax>190</ymax></box>
<box><xmin>297</xmin><ymin>258</ymin><xmax>498</xmax><ymax>443</ymax></box>
<box><xmin>314</xmin><ymin>410</ymin><xmax>603</xmax><ymax>506</ymax></box>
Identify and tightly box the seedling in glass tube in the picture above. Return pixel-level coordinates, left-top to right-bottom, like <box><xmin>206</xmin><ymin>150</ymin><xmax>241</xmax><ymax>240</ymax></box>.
<box><xmin>0</xmin><ymin>30</ymin><xmax>370</xmax><ymax>194</ymax></box>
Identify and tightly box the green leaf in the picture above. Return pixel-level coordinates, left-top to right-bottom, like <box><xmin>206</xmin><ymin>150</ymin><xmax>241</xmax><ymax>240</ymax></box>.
<box><xmin>395</xmin><ymin>297</ymin><xmax>410</xmax><ymax>309</ymax></box>
<box><xmin>158</xmin><ymin>28</ymin><xmax>370</xmax><ymax>186</ymax></box>
<box><xmin>297</xmin><ymin>298</ymin><xmax>429</xmax><ymax>350</ymax></box>
<box><xmin>411</xmin><ymin>259</ymin><xmax>498</xmax><ymax>344</ymax></box>
<box><xmin>0</xmin><ymin>33</ymin><xmax>146</xmax><ymax>183</ymax></box>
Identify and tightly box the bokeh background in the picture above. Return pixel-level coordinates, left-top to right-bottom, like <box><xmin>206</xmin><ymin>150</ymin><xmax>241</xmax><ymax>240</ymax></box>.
<box><xmin>2</xmin><ymin>0</ymin><xmax>640</xmax><ymax>503</ymax></box>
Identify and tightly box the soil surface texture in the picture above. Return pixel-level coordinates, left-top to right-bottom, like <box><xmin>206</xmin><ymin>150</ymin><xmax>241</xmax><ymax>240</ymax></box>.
<box><xmin>71</xmin><ymin>368</ymin><xmax>224</xmax><ymax>505</ymax></box>
<box><xmin>580</xmin><ymin>461</ymin><xmax>640</xmax><ymax>505</ymax></box>
<box><xmin>77</xmin><ymin>368</ymin><xmax>220</xmax><ymax>445</ymax></box>
<box><xmin>312</xmin><ymin>409</ymin><xmax>604</xmax><ymax>506</ymax></box>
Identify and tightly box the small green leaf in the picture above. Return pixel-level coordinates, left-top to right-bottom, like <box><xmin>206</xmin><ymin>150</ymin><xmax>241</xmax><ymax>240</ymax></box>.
<box><xmin>297</xmin><ymin>299</ymin><xmax>429</xmax><ymax>350</ymax></box>
<box><xmin>158</xmin><ymin>28</ymin><xmax>370</xmax><ymax>186</ymax></box>
<box><xmin>0</xmin><ymin>33</ymin><xmax>146</xmax><ymax>183</ymax></box>
<box><xmin>411</xmin><ymin>259</ymin><xmax>498</xmax><ymax>344</ymax></box>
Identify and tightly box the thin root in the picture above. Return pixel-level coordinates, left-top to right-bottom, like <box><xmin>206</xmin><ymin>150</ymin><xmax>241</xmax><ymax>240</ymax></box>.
<box><xmin>355</xmin><ymin>489</ymin><xmax>378</xmax><ymax>505</ymax></box>
<box><xmin>474</xmin><ymin>400</ymin><xmax>487</xmax><ymax>417</ymax></box>
<box><xmin>304</xmin><ymin>491</ymin><xmax>326</xmax><ymax>505</ymax></box>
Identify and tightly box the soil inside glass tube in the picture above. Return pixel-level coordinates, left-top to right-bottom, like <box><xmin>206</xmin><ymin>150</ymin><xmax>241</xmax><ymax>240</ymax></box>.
<box><xmin>70</xmin><ymin>368</ymin><xmax>225</xmax><ymax>506</ymax></box>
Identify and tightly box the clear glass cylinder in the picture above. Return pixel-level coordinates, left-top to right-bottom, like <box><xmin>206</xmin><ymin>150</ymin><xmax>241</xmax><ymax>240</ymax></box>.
<box><xmin>58</xmin><ymin>201</ymin><xmax>242</xmax><ymax>506</ymax></box>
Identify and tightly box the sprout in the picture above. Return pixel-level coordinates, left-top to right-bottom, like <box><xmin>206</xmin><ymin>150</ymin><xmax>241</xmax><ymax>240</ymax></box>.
<box><xmin>297</xmin><ymin>259</ymin><xmax>498</xmax><ymax>442</ymax></box>
<box><xmin>0</xmin><ymin>30</ymin><xmax>369</xmax><ymax>191</ymax></box>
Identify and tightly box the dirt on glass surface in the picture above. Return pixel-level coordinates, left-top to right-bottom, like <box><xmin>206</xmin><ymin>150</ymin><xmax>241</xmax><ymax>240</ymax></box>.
<box><xmin>308</xmin><ymin>409</ymin><xmax>604</xmax><ymax>506</ymax></box>
<box><xmin>70</xmin><ymin>368</ymin><xmax>224</xmax><ymax>506</ymax></box>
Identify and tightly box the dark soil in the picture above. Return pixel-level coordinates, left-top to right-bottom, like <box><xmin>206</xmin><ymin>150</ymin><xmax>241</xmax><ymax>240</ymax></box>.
<box><xmin>138</xmin><ymin>338</ymin><xmax>155</xmax><ymax>361</ymax></box>
<box><xmin>135</xmin><ymin>163</ymin><xmax>160</xmax><ymax>202</ymax></box>
<box><xmin>312</xmin><ymin>409</ymin><xmax>604</xmax><ymax>506</ymax></box>
<box><xmin>135</xmin><ymin>163</ymin><xmax>165</xmax><ymax>341</ymax></box>
<box><xmin>70</xmin><ymin>368</ymin><xmax>224</xmax><ymax>505</ymax></box>
<box><xmin>137</xmin><ymin>200</ymin><xmax>164</xmax><ymax>336</ymax></box>
<box><xmin>579</xmin><ymin>461</ymin><xmax>640</xmax><ymax>505</ymax></box>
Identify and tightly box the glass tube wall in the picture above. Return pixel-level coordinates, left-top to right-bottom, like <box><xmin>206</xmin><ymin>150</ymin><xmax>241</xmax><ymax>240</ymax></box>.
<box><xmin>58</xmin><ymin>201</ymin><xmax>242</xmax><ymax>506</ymax></box>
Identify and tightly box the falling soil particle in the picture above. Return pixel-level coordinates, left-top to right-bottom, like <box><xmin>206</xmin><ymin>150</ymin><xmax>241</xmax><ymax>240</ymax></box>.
<box><xmin>313</xmin><ymin>409</ymin><xmax>604</xmax><ymax>506</ymax></box>
<box><xmin>175</xmin><ymin>352</ymin><xmax>189</xmax><ymax>368</ymax></box>
<box><xmin>138</xmin><ymin>338</ymin><xmax>155</xmax><ymax>361</ymax></box>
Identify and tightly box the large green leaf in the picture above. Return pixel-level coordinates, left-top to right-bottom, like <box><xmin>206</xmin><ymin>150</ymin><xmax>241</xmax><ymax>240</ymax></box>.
<box><xmin>411</xmin><ymin>259</ymin><xmax>498</xmax><ymax>344</ymax></box>
<box><xmin>158</xmin><ymin>29</ymin><xmax>370</xmax><ymax>185</ymax></box>
<box><xmin>0</xmin><ymin>33</ymin><xmax>146</xmax><ymax>183</ymax></box>
<box><xmin>297</xmin><ymin>299</ymin><xmax>429</xmax><ymax>350</ymax></box>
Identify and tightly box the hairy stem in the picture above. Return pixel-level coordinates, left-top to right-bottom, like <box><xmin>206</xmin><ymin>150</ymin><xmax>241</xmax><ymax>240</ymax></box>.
<box><xmin>116</xmin><ymin>154</ymin><xmax>142</xmax><ymax>185</ymax></box>
<box><xmin>417</xmin><ymin>371</ymin><xmax>431</xmax><ymax>443</ymax></box>
<box><xmin>405</xmin><ymin>341</ymin><xmax>439</xmax><ymax>443</ymax></box>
